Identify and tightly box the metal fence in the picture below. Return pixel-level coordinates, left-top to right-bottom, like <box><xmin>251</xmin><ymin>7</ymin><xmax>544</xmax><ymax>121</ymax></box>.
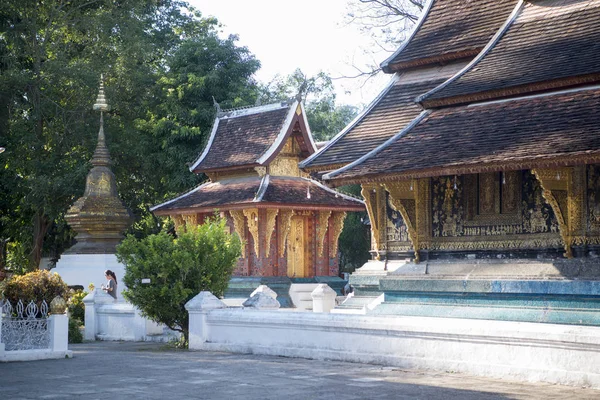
<box><xmin>1</xmin><ymin>299</ymin><xmax>50</xmax><ymax>351</ymax></box>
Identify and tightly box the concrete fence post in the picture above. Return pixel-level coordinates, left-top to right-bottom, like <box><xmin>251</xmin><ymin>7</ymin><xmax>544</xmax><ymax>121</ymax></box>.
<box><xmin>83</xmin><ymin>289</ymin><xmax>113</xmax><ymax>341</ymax></box>
<box><xmin>185</xmin><ymin>291</ymin><xmax>227</xmax><ymax>349</ymax></box>
<box><xmin>311</xmin><ymin>284</ymin><xmax>337</xmax><ymax>313</ymax></box>
<box><xmin>250</xmin><ymin>285</ymin><xmax>278</xmax><ymax>300</ymax></box>
<box><xmin>49</xmin><ymin>314</ymin><xmax>69</xmax><ymax>352</ymax></box>
<box><xmin>0</xmin><ymin>311</ymin><xmax>5</xmax><ymax>356</ymax></box>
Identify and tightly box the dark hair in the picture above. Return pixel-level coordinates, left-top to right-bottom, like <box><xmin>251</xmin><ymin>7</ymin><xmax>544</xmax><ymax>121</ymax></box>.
<box><xmin>104</xmin><ymin>270</ymin><xmax>117</xmax><ymax>285</ymax></box>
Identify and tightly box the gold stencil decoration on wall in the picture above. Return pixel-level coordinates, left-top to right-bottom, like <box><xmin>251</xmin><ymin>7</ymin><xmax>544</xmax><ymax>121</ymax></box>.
<box><xmin>183</xmin><ymin>214</ymin><xmax>198</xmax><ymax>231</ymax></box>
<box><xmin>316</xmin><ymin>211</ymin><xmax>331</xmax><ymax>257</ymax></box>
<box><xmin>265</xmin><ymin>209</ymin><xmax>279</xmax><ymax>256</ymax></box>
<box><xmin>171</xmin><ymin>214</ymin><xmax>185</xmax><ymax>234</ymax></box>
<box><xmin>329</xmin><ymin>212</ymin><xmax>346</xmax><ymax>258</ymax></box>
<box><xmin>229</xmin><ymin>210</ymin><xmax>247</xmax><ymax>258</ymax></box>
<box><xmin>278</xmin><ymin>210</ymin><xmax>295</xmax><ymax>257</ymax></box>
<box><xmin>243</xmin><ymin>208</ymin><xmax>260</xmax><ymax>257</ymax></box>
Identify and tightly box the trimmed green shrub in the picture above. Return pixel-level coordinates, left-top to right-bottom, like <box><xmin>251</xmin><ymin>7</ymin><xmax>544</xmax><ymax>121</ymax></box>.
<box><xmin>117</xmin><ymin>216</ymin><xmax>242</xmax><ymax>345</ymax></box>
<box><xmin>68</xmin><ymin>289</ymin><xmax>87</xmax><ymax>323</ymax></box>
<box><xmin>68</xmin><ymin>318</ymin><xmax>83</xmax><ymax>343</ymax></box>
<box><xmin>2</xmin><ymin>270</ymin><xmax>69</xmax><ymax>307</ymax></box>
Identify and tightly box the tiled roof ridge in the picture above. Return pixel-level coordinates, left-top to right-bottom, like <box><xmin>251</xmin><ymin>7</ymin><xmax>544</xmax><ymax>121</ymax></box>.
<box><xmin>298</xmin><ymin>176</ymin><xmax>365</xmax><ymax>204</ymax></box>
<box><xmin>323</xmin><ymin>110</ymin><xmax>431</xmax><ymax>181</ymax></box>
<box><xmin>299</xmin><ymin>74</ymin><xmax>401</xmax><ymax>169</ymax></box>
<box><xmin>380</xmin><ymin>0</ymin><xmax>435</xmax><ymax>73</ymax></box>
<box><xmin>218</xmin><ymin>100</ymin><xmax>292</xmax><ymax>119</ymax></box>
<box><xmin>416</xmin><ymin>0</ymin><xmax>525</xmax><ymax>105</ymax></box>
<box><xmin>150</xmin><ymin>181</ymin><xmax>211</xmax><ymax>212</ymax></box>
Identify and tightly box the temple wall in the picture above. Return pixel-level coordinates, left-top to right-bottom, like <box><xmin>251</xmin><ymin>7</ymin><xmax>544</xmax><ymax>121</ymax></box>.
<box><xmin>371</xmin><ymin>166</ymin><xmax>600</xmax><ymax>259</ymax></box>
<box><xmin>428</xmin><ymin>170</ymin><xmax>562</xmax><ymax>251</ymax></box>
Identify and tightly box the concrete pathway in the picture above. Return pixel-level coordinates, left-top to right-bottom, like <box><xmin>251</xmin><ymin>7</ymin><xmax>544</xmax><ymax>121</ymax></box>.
<box><xmin>0</xmin><ymin>341</ymin><xmax>597</xmax><ymax>399</ymax></box>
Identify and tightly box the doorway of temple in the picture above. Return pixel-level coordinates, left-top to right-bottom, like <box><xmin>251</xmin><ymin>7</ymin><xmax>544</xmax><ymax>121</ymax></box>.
<box><xmin>287</xmin><ymin>215</ymin><xmax>307</xmax><ymax>277</ymax></box>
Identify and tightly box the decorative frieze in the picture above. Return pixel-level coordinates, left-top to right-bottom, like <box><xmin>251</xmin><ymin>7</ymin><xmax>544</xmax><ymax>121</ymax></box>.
<box><xmin>329</xmin><ymin>212</ymin><xmax>346</xmax><ymax>258</ymax></box>
<box><xmin>278</xmin><ymin>210</ymin><xmax>295</xmax><ymax>257</ymax></box>
<box><xmin>229</xmin><ymin>210</ymin><xmax>247</xmax><ymax>258</ymax></box>
<box><xmin>316</xmin><ymin>211</ymin><xmax>331</xmax><ymax>258</ymax></box>
<box><xmin>265</xmin><ymin>209</ymin><xmax>279</xmax><ymax>256</ymax></box>
<box><xmin>243</xmin><ymin>208</ymin><xmax>260</xmax><ymax>257</ymax></box>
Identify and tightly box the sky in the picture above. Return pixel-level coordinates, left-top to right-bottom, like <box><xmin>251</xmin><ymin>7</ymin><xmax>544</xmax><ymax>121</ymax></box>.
<box><xmin>188</xmin><ymin>0</ymin><xmax>393</xmax><ymax>107</ymax></box>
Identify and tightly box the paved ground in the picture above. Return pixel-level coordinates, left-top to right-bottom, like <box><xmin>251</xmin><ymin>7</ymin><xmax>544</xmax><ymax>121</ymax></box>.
<box><xmin>0</xmin><ymin>341</ymin><xmax>597</xmax><ymax>399</ymax></box>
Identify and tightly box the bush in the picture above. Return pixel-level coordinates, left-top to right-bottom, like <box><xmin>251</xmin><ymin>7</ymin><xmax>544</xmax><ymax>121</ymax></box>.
<box><xmin>2</xmin><ymin>270</ymin><xmax>69</xmax><ymax>308</ymax></box>
<box><xmin>68</xmin><ymin>289</ymin><xmax>87</xmax><ymax>323</ymax></box>
<box><xmin>68</xmin><ymin>318</ymin><xmax>83</xmax><ymax>343</ymax></box>
<box><xmin>117</xmin><ymin>216</ymin><xmax>242</xmax><ymax>345</ymax></box>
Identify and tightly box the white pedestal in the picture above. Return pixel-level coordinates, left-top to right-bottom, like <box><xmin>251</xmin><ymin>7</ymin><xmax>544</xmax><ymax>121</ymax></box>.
<box><xmin>54</xmin><ymin>254</ymin><xmax>126</xmax><ymax>300</ymax></box>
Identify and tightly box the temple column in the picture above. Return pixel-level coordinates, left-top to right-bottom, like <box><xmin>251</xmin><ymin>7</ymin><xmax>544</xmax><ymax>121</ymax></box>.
<box><xmin>361</xmin><ymin>184</ymin><xmax>386</xmax><ymax>259</ymax></box>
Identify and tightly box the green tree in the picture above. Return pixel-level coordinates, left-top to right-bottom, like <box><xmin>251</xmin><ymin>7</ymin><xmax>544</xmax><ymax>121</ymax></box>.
<box><xmin>116</xmin><ymin>216</ymin><xmax>242</xmax><ymax>345</ymax></box>
<box><xmin>0</xmin><ymin>1</ymin><xmax>259</xmax><ymax>272</ymax></box>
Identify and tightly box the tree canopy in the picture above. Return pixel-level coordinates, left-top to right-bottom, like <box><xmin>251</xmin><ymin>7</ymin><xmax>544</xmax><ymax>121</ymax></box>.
<box><xmin>0</xmin><ymin>0</ymin><xmax>260</xmax><ymax>272</ymax></box>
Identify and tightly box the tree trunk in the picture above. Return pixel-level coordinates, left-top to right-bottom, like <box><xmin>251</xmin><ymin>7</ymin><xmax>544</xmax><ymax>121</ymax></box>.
<box><xmin>29</xmin><ymin>210</ymin><xmax>50</xmax><ymax>270</ymax></box>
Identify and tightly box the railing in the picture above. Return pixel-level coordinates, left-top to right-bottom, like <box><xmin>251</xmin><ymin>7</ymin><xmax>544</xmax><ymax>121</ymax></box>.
<box><xmin>1</xmin><ymin>300</ymin><xmax>50</xmax><ymax>351</ymax></box>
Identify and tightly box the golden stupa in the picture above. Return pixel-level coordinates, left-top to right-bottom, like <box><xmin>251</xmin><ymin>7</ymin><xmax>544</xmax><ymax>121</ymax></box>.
<box><xmin>64</xmin><ymin>76</ymin><xmax>133</xmax><ymax>254</ymax></box>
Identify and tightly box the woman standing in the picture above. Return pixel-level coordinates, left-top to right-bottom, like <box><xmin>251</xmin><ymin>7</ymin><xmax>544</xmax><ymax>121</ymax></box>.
<box><xmin>101</xmin><ymin>269</ymin><xmax>118</xmax><ymax>300</ymax></box>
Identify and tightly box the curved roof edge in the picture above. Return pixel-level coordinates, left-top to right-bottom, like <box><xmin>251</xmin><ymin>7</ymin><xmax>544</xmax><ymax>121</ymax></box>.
<box><xmin>299</xmin><ymin>74</ymin><xmax>401</xmax><ymax>169</ymax></box>
<box><xmin>416</xmin><ymin>0</ymin><xmax>525</xmax><ymax>105</ymax></box>
<box><xmin>380</xmin><ymin>0</ymin><xmax>434</xmax><ymax>74</ymax></box>
<box><xmin>324</xmin><ymin>110</ymin><xmax>431</xmax><ymax>181</ymax></box>
<box><xmin>150</xmin><ymin>182</ymin><xmax>211</xmax><ymax>212</ymax></box>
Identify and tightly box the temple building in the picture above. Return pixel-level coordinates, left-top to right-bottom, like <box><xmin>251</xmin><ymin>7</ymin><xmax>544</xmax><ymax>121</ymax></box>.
<box><xmin>151</xmin><ymin>100</ymin><xmax>364</xmax><ymax>288</ymax></box>
<box><xmin>303</xmin><ymin>0</ymin><xmax>600</xmax><ymax>324</ymax></box>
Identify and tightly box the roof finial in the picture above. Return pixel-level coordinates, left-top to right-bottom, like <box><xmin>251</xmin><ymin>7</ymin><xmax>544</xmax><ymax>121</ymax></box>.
<box><xmin>212</xmin><ymin>96</ymin><xmax>222</xmax><ymax>114</ymax></box>
<box><xmin>93</xmin><ymin>74</ymin><xmax>110</xmax><ymax>112</ymax></box>
<box><xmin>295</xmin><ymin>81</ymin><xmax>307</xmax><ymax>103</ymax></box>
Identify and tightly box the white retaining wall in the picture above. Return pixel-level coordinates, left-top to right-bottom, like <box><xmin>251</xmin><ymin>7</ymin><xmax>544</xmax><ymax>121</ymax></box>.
<box><xmin>83</xmin><ymin>289</ymin><xmax>166</xmax><ymax>341</ymax></box>
<box><xmin>0</xmin><ymin>314</ymin><xmax>72</xmax><ymax>362</ymax></box>
<box><xmin>186</xmin><ymin>292</ymin><xmax>600</xmax><ymax>389</ymax></box>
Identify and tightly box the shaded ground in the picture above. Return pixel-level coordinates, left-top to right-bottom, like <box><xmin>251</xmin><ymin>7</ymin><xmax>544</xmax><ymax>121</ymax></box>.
<box><xmin>0</xmin><ymin>341</ymin><xmax>597</xmax><ymax>399</ymax></box>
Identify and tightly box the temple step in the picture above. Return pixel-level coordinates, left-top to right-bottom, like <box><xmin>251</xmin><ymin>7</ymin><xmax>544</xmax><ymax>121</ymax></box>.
<box><xmin>369</xmin><ymin>294</ymin><xmax>600</xmax><ymax>326</ymax></box>
<box><xmin>331</xmin><ymin>294</ymin><xmax>384</xmax><ymax>315</ymax></box>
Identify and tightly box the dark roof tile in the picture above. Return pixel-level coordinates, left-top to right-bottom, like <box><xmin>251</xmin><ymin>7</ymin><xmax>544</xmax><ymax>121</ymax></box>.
<box><xmin>423</xmin><ymin>0</ymin><xmax>600</xmax><ymax>104</ymax></box>
<box><xmin>328</xmin><ymin>87</ymin><xmax>600</xmax><ymax>181</ymax></box>
<box><xmin>382</xmin><ymin>0</ymin><xmax>518</xmax><ymax>72</ymax></box>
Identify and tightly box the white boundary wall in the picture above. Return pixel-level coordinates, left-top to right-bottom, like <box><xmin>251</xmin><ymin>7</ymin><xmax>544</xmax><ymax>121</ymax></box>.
<box><xmin>186</xmin><ymin>292</ymin><xmax>600</xmax><ymax>389</ymax></box>
<box><xmin>83</xmin><ymin>289</ymin><xmax>165</xmax><ymax>342</ymax></box>
<box><xmin>0</xmin><ymin>314</ymin><xmax>72</xmax><ymax>362</ymax></box>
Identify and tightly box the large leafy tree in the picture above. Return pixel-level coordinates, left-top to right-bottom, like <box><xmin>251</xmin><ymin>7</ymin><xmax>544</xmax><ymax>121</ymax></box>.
<box><xmin>0</xmin><ymin>0</ymin><xmax>260</xmax><ymax>272</ymax></box>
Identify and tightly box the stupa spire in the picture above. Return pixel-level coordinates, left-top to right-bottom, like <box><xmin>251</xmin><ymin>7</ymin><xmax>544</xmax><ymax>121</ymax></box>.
<box><xmin>63</xmin><ymin>74</ymin><xmax>133</xmax><ymax>254</ymax></box>
<box><xmin>91</xmin><ymin>75</ymin><xmax>111</xmax><ymax>167</ymax></box>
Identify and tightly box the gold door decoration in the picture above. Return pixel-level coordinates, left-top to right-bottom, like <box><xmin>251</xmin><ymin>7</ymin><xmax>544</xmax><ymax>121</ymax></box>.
<box><xmin>278</xmin><ymin>210</ymin><xmax>295</xmax><ymax>257</ymax></box>
<box><xmin>229</xmin><ymin>210</ymin><xmax>247</xmax><ymax>258</ymax></box>
<box><xmin>329</xmin><ymin>212</ymin><xmax>346</xmax><ymax>258</ymax></box>
<box><xmin>316</xmin><ymin>211</ymin><xmax>331</xmax><ymax>257</ymax></box>
<box><xmin>265</xmin><ymin>209</ymin><xmax>279</xmax><ymax>256</ymax></box>
<box><xmin>243</xmin><ymin>208</ymin><xmax>260</xmax><ymax>257</ymax></box>
<box><xmin>361</xmin><ymin>184</ymin><xmax>383</xmax><ymax>258</ymax></box>
<box><xmin>287</xmin><ymin>216</ymin><xmax>306</xmax><ymax>277</ymax></box>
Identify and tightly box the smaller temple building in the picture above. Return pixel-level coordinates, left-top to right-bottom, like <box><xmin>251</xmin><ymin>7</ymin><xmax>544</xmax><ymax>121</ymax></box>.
<box><xmin>152</xmin><ymin>100</ymin><xmax>364</xmax><ymax>281</ymax></box>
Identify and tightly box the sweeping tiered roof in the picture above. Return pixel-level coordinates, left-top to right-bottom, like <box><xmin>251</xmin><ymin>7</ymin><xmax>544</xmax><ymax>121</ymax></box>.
<box><xmin>420</xmin><ymin>0</ymin><xmax>600</xmax><ymax>107</ymax></box>
<box><xmin>325</xmin><ymin>87</ymin><xmax>600</xmax><ymax>183</ymax></box>
<box><xmin>190</xmin><ymin>100</ymin><xmax>315</xmax><ymax>173</ymax></box>
<box><xmin>151</xmin><ymin>175</ymin><xmax>363</xmax><ymax>214</ymax></box>
<box><xmin>301</xmin><ymin>0</ymin><xmax>518</xmax><ymax>173</ymax></box>
<box><xmin>324</xmin><ymin>0</ymin><xmax>600</xmax><ymax>184</ymax></box>
<box><xmin>381</xmin><ymin>0</ymin><xmax>519</xmax><ymax>73</ymax></box>
<box><xmin>153</xmin><ymin>100</ymin><xmax>364</xmax><ymax>214</ymax></box>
